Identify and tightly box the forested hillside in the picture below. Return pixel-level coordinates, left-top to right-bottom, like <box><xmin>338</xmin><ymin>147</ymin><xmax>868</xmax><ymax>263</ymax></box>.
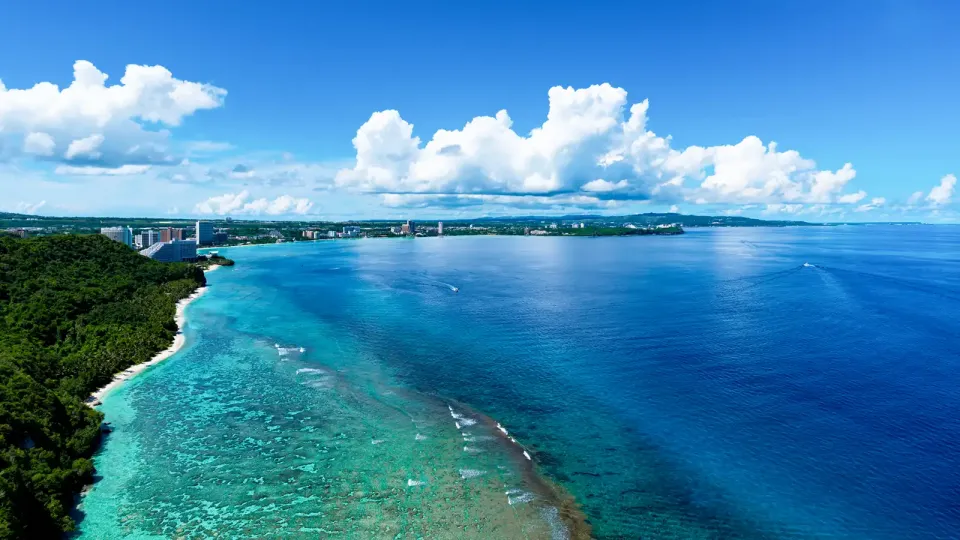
<box><xmin>0</xmin><ymin>235</ymin><xmax>205</xmax><ymax>537</ymax></box>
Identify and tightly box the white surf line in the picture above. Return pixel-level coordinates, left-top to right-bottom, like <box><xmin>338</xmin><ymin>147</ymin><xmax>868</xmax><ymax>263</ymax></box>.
<box><xmin>449</xmin><ymin>406</ymin><xmax>536</xmax><ymax>463</ymax></box>
<box><xmin>86</xmin><ymin>286</ymin><xmax>208</xmax><ymax>406</ymax></box>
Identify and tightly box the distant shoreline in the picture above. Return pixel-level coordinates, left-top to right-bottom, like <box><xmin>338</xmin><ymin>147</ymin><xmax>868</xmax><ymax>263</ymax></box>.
<box><xmin>205</xmin><ymin>230</ymin><xmax>686</xmax><ymax>250</ymax></box>
<box><xmin>86</xmin><ymin>265</ymin><xmax>219</xmax><ymax>406</ymax></box>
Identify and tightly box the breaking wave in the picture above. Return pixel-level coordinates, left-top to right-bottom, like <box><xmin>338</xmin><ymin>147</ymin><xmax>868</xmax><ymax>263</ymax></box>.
<box><xmin>508</xmin><ymin>491</ymin><xmax>535</xmax><ymax>505</ymax></box>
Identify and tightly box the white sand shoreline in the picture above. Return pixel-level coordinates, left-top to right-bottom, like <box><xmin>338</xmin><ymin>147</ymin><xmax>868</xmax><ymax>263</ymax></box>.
<box><xmin>86</xmin><ymin>284</ymin><xmax>209</xmax><ymax>407</ymax></box>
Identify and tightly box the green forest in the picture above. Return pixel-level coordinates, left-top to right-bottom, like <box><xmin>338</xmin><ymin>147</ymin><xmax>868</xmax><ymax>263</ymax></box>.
<box><xmin>0</xmin><ymin>235</ymin><xmax>205</xmax><ymax>537</ymax></box>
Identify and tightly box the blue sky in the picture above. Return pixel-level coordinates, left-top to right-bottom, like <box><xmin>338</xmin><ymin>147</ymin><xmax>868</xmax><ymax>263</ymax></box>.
<box><xmin>1</xmin><ymin>1</ymin><xmax>957</xmax><ymax>221</ymax></box>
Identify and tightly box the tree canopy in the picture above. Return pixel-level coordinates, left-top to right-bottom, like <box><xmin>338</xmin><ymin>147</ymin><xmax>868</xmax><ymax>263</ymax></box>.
<box><xmin>0</xmin><ymin>234</ymin><xmax>205</xmax><ymax>537</ymax></box>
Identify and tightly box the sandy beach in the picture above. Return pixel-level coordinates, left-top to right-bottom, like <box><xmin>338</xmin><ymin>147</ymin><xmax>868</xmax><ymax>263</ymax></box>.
<box><xmin>86</xmin><ymin>285</ymin><xmax>209</xmax><ymax>406</ymax></box>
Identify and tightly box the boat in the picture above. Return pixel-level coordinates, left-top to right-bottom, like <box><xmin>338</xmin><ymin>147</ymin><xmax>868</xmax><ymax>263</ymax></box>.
<box><xmin>452</xmin><ymin>287</ymin><xmax>459</xmax><ymax>293</ymax></box>
<box><xmin>802</xmin><ymin>262</ymin><xmax>814</xmax><ymax>267</ymax></box>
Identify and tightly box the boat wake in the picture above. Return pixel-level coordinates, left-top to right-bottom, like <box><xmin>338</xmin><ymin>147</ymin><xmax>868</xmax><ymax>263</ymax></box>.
<box><xmin>419</xmin><ymin>275</ymin><xmax>460</xmax><ymax>293</ymax></box>
<box><xmin>717</xmin><ymin>264</ymin><xmax>808</xmax><ymax>295</ymax></box>
<box><xmin>817</xmin><ymin>265</ymin><xmax>960</xmax><ymax>303</ymax></box>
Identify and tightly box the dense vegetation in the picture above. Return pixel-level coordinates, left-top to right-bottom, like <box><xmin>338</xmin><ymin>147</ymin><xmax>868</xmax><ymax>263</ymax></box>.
<box><xmin>0</xmin><ymin>235</ymin><xmax>205</xmax><ymax>537</ymax></box>
<box><xmin>196</xmin><ymin>253</ymin><xmax>235</xmax><ymax>269</ymax></box>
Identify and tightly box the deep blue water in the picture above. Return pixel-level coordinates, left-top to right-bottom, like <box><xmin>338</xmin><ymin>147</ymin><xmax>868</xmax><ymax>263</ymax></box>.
<box><xmin>81</xmin><ymin>226</ymin><xmax>960</xmax><ymax>538</ymax></box>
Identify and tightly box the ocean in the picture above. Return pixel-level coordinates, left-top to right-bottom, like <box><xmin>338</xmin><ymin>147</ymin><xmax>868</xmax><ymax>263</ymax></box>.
<box><xmin>75</xmin><ymin>226</ymin><xmax>960</xmax><ymax>539</ymax></box>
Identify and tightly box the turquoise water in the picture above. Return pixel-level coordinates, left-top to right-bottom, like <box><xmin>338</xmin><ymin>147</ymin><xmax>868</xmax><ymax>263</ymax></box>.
<box><xmin>75</xmin><ymin>243</ymin><xmax>581</xmax><ymax>539</ymax></box>
<box><xmin>77</xmin><ymin>228</ymin><xmax>960</xmax><ymax>538</ymax></box>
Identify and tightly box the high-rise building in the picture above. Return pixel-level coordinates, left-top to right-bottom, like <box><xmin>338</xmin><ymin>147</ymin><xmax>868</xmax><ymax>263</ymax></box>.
<box><xmin>137</xmin><ymin>229</ymin><xmax>160</xmax><ymax>249</ymax></box>
<box><xmin>342</xmin><ymin>226</ymin><xmax>360</xmax><ymax>237</ymax></box>
<box><xmin>140</xmin><ymin>239</ymin><xmax>198</xmax><ymax>262</ymax></box>
<box><xmin>213</xmin><ymin>231</ymin><xmax>228</xmax><ymax>244</ymax></box>
<box><xmin>196</xmin><ymin>221</ymin><xmax>214</xmax><ymax>245</ymax></box>
<box><xmin>437</xmin><ymin>221</ymin><xmax>443</xmax><ymax>235</ymax></box>
<box><xmin>160</xmin><ymin>227</ymin><xmax>185</xmax><ymax>242</ymax></box>
<box><xmin>101</xmin><ymin>226</ymin><xmax>133</xmax><ymax>247</ymax></box>
<box><xmin>400</xmin><ymin>220</ymin><xmax>416</xmax><ymax>235</ymax></box>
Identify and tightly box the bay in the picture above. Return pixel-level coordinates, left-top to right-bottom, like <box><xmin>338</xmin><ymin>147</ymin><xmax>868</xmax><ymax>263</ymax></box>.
<box><xmin>76</xmin><ymin>226</ymin><xmax>960</xmax><ymax>538</ymax></box>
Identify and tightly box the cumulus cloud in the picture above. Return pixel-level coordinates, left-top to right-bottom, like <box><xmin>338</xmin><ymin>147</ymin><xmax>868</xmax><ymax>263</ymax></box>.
<box><xmin>926</xmin><ymin>174</ymin><xmax>956</xmax><ymax>206</ymax></box>
<box><xmin>64</xmin><ymin>134</ymin><xmax>105</xmax><ymax>160</ymax></box>
<box><xmin>194</xmin><ymin>190</ymin><xmax>314</xmax><ymax>216</ymax></box>
<box><xmin>336</xmin><ymin>83</ymin><xmax>864</xmax><ymax>209</ymax></box>
<box><xmin>23</xmin><ymin>132</ymin><xmax>55</xmax><ymax>156</ymax></box>
<box><xmin>0</xmin><ymin>60</ymin><xmax>225</xmax><ymax>166</ymax></box>
<box><xmin>581</xmin><ymin>178</ymin><xmax>630</xmax><ymax>193</ymax></box>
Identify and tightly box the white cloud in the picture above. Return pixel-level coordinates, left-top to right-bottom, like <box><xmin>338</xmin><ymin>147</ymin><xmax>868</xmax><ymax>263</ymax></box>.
<box><xmin>185</xmin><ymin>140</ymin><xmax>233</xmax><ymax>153</ymax></box>
<box><xmin>907</xmin><ymin>191</ymin><xmax>924</xmax><ymax>205</ymax></box>
<box><xmin>380</xmin><ymin>193</ymin><xmax>619</xmax><ymax>210</ymax></box>
<box><xmin>763</xmin><ymin>203</ymin><xmax>804</xmax><ymax>214</ymax></box>
<box><xmin>0</xmin><ymin>60</ymin><xmax>225</xmax><ymax>166</ymax></box>
<box><xmin>54</xmin><ymin>164</ymin><xmax>151</xmax><ymax>176</ymax></box>
<box><xmin>668</xmin><ymin>204</ymin><xmax>680</xmax><ymax>213</ymax></box>
<box><xmin>159</xmin><ymin>156</ymin><xmax>343</xmax><ymax>189</ymax></box>
<box><xmin>23</xmin><ymin>132</ymin><xmax>55</xmax><ymax>155</ymax></box>
<box><xmin>194</xmin><ymin>190</ymin><xmax>313</xmax><ymax>216</ymax></box>
<box><xmin>12</xmin><ymin>200</ymin><xmax>46</xmax><ymax>214</ymax></box>
<box><xmin>581</xmin><ymin>179</ymin><xmax>629</xmax><ymax>192</ymax></box>
<box><xmin>837</xmin><ymin>190</ymin><xmax>867</xmax><ymax>204</ymax></box>
<box><xmin>195</xmin><ymin>191</ymin><xmax>248</xmax><ymax>215</ymax></box>
<box><xmin>926</xmin><ymin>174</ymin><xmax>956</xmax><ymax>206</ymax></box>
<box><xmin>855</xmin><ymin>197</ymin><xmax>886</xmax><ymax>212</ymax></box>
<box><xmin>64</xmin><ymin>133</ymin><xmax>105</xmax><ymax>159</ymax></box>
<box><xmin>336</xmin><ymin>83</ymin><xmax>864</xmax><ymax>209</ymax></box>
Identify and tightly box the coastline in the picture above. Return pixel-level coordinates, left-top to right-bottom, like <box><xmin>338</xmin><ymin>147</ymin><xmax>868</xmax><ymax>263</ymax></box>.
<box><xmin>86</xmin><ymin>284</ymin><xmax>208</xmax><ymax>406</ymax></box>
